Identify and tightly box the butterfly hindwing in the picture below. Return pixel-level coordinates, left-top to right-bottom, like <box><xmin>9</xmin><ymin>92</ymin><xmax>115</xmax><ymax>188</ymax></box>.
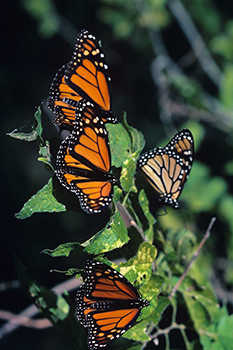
<box><xmin>55</xmin><ymin>100</ymin><xmax>117</xmax><ymax>214</ymax></box>
<box><xmin>137</xmin><ymin>129</ymin><xmax>194</xmax><ymax>208</ymax></box>
<box><xmin>47</xmin><ymin>64</ymin><xmax>82</xmax><ymax>128</ymax></box>
<box><xmin>75</xmin><ymin>260</ymin><xmax>150</xmax><ymax>349</ymax></box>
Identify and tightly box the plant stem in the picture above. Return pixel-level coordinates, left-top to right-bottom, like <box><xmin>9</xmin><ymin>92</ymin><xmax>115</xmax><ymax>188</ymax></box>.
<box><xmin>169</xmin><ymin>217</ymin><xmax>216</xmax><ymax>299</ymax></box>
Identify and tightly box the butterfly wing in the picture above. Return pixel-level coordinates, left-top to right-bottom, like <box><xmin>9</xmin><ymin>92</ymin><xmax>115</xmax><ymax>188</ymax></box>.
<box><xmin>47</xmin><ymin>64</ymin><xmax>82</xmax><ymax>127</ymax></box>
<box><xmin>137</xmin><ymin>129</ymin><xmax>194</xmax><ymax>208</ymax></box>
<box><xmin>55</xmin><ymin>100</ymin><xmax>117</xmax><ymax>213</ymax></box>
<box><xmin>76</xmin><ymin>260</ymin><xmax>149</xmax><ymax>348</ymax></box>
<box><xmin>64</xmin><ymin>29</ymin><xmax>117</xmax><ymax>123</ymax></box>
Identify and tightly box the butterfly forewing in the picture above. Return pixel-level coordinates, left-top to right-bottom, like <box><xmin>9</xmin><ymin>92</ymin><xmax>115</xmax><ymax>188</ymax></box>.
<box><xmin>75</xmin><ymin>260</ymin><xmax>150</xmax><ymax>349</ymax></box>
<box><xmin>64</xmin><ymin>29</ymin><xmax>117</xmax><ymax>123</ymax></box>
<box><xmin>137</xmin><ymin>129</ymin><xmax>194</xmax><ymax>208</ymax></box>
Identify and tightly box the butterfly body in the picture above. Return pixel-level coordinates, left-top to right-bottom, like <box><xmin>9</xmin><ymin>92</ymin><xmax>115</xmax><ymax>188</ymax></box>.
<box><xmin>55</xmin><ymin>100</ymin><xmax>117</xmax><ymax>213</ymax></box>
<box><xmin>76</xmin><ymin>260</ymin><xmax>149</xmax><ymax>348</ymax></box>
<box><xmin>90</xmin><ymin>299</ymin><xmax>148</xmax><ymax>310</ymax></box>
<box><xmin>137</xmin><ymin>129</ymin><xmax>194</xmax><ymax>209</ymax></box>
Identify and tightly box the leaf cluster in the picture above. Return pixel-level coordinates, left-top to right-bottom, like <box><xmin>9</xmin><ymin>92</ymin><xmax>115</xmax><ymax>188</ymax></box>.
<box><xmin>9</xmin><ymin>107</ymin><xmax>233</xmax><ymax>350</ymax></box>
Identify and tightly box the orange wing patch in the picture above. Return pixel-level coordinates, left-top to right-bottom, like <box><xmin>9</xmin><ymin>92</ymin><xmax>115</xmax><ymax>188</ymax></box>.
<box><xmin>64</xmin><ymin>30</ymin><xmax>117</xmax><ymax>123</ymax></box>
<box><xmin>47</xmin><ymin>64</ymin><xmax>82</xmax><ymax>128</ymax></box>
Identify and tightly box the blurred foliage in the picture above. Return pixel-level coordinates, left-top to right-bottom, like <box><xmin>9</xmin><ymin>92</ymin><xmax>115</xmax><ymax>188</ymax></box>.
<box><xmin>2</xmin><ymin>0</ymin><xmax>233</xmax><ymax>349</ymax></box>
<box><xmin>22</xmin><ymin>0</ymin><xmax>59</xmax><ymax>38</ymax></box>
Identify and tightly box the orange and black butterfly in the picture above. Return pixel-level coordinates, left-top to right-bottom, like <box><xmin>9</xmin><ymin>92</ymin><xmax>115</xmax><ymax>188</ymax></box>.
<box><xmin>137</xmin><ymin>129</ymin><xmax>194</xmax><ymax>209</ymax></box>
<box><xmin>47</xmin><ymin>29</ymin><xmax>117</xmax><ymax>128</ymax></box>
<box><xmin>55</xmin><ymin>99</ymin><xmax>117</xmax><ymax>214</ymax></box>
<box><xmin>47</xmin><ymin>64</ymin><xmax>82</xmax><ymax>128</ymax></box>
<box><xmin>76</xmin><ymin>260</ymin><xmax>150</xmax><ymax>349</ymax></box>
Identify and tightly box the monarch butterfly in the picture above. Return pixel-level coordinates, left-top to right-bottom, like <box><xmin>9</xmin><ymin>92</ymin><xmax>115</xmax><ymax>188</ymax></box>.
<box><xmin>76</xmin><ymin>260</ymin><xmax>150</xmax><ymax>349</ymax></box>
<box><xmin>55</xmin><ymin>99</ymin><xmax>118</xmax><ymax>214</ymax></box>
<box><xmin>137</xmin><ymin>129</ymin><xmax>194</xmax><ymax>209</ymax></box>
<box><xmin>47</xmin><ymin>29</ymin><xmax>117</xmax><ymax>127</ymax></box>
<box><xmin>47</xmin><ymin>64</ymin><xmax>82</xmax><ymax>128</ymax></box>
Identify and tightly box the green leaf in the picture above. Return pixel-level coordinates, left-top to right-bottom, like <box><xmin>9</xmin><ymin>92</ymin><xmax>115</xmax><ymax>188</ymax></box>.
<box><xmin>108</xmin><ymin>114</ymin><xmax>145</xmax><ymax>193</ymax></box>
<box><xmin>181</xmin><ymin>276</ymin><xmax>218</xmax><ymax>317</ymax></box>
<box><xmin>123</xmin><ymin>318</ymin><xmax>150</xmax><ymax>342</ymax></box>
<box><xmin>139</xmin><ymin>273</ymin><xmax>164</xmax><ymax>304</ymax></box>
<box><xmin>7</xmin><ymin>108</ymin><xmax>54</xmax><ymax>171</ymax></box>
<box><xmin>167</xmin><ymin>229</ymin><xmax>197</xmax><ymax>263</ymax></box>
<box><xmin>42</xmin><ymin>242</ymin><xmax>82</xmax><ymax>258</ymax></box>
<box><xmin>220</xmin><ymin>63</ymin><xmax>233</xmax><ymax>109</ymax></box>
<box><xmin>50</xmin><ymin>268</ymin><xmax>81</xmax><ymax>277</ymax></box>
<box><xmin>121</xmin><ymin>113</ymin><xmax>145</xmax><ymax>154</ymax></box>
<box><xmin>15</xmin><ymin>178</ymin><xmax>66</xmax><ymax>219</ymax></box>
<box><xmin>49</xmin><ymin>294</ymin><xmax>70</xmax><ymax>321</ymax></box>
<box><xmin>42</xmin><ymin>206</ymin><xmax>129</xmax><ymax>258</ymax></box>
<box><xmin>180</xmin><ymin>276</ymin><xmax>225</xmax><ymax>348</ymax></box>
<box><xmin>120</xmin><ymin>151</ymin><xmax>139</xmax><ymax>193</ymax></box>
<box><xmin>123</xmin><ymin>275</ymin><xmax>167</xmax><ymax>342</ymax></box>
<box><xmin>7</xmin><ymin>107</ymin><xmax>44</xmax><ymax>144</ymax></box>
<box><xmin>138</xmin><ymin>190</ymin><xmax>155</xmax><ymax>226</ymax></box>
<box><xmin>138</xmin><ymin>189</ymin><xmax>156</xmax><ymax>243</ymax></box>
<box><xmin>183</xmin><ymin>291</ymin><xmax>212</xmax><ymax>329</ymax></box>
<box><xmin>119</xmin><ymin>242</ymin><xmax>157</xmax><ymax>283</ymax></box>
<box><xmin>119</xmin><ymin>115</ymin><xmax>145</xmax><ymax>193</ymax></box>
<box><xmin>107</xmin><ymin>121</ymin><xmax>131</xmax><ymax>168</ymax></box>
<box><xmin>218</xmin><ymin>314</ymin><xmax>233</xmax><ymax>350</ymax></box>
<box><xmin>83</xmin><ymin>211</ymin><xmax>129</xmax><ymax>254</ymax></box>
<box><xmin>38</xmin><ymin>140</ymin><xmax>54</xmax><ymax>171</ymax></box>
<box><xmin>198</xmin><ymin>309</ymin><xmax>233</xmax><ymax>350</ymax></box>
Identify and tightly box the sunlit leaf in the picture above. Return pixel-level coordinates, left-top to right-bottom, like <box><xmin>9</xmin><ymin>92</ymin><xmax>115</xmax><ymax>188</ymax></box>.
<box><xmin>123</xmin><ymin>318</ymin><xmax>150</xmax><ymax>342</ymax></box>
<box><xmin>15</xmin><ymin>178</ymin><xmax>66</xmax><ymax>219</ymax></box>
<box><xmin>83</xmin><ymin>211</ymin><xmax>129</xmax><ymax>254</ymax></box>
<box><xmin>120</xmin><ymin>151</ymin><xmax>139</xmax><ymax>193</ymax></box>
<box><xmin>107</xmin><ymin>121</ymin><xmax>131</xmax><ymax>168</ymax></box>
<box><xmin>138</xmin><ymin>189</ymin><xmax>156</xmax><ymax>243</ymax></box>
<box><xmin>119</xmin><ymin>242</ymin><xmax>157</xmax><ymax>282</ymax></box>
